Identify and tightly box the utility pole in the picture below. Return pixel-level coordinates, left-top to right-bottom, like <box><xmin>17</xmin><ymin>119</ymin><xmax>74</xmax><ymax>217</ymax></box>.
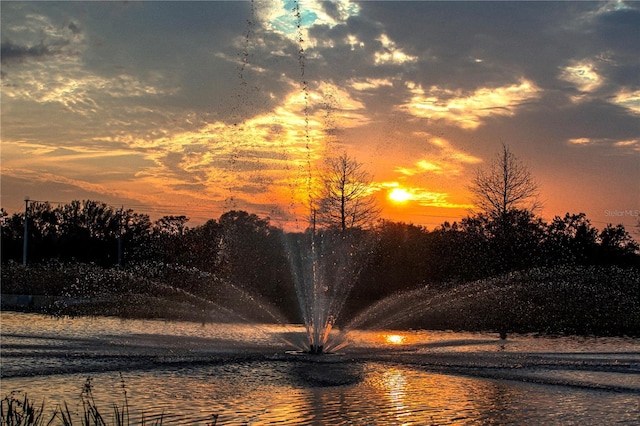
<box><xmin>118</xmin><ymin>205</ymin><xmax>124</xmax><ymax>267</ymax></box>
<box><xmin>23</xmin><ymin>197</ymin><xmax>30</xmax><ymax>266</ymax></box>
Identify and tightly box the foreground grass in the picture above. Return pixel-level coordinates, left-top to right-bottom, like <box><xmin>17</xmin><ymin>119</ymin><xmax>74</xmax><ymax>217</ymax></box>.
<box><xmin>1</xmin><ymin>377</ymin><xmax>218</xmax><ymax>426</ymax></box>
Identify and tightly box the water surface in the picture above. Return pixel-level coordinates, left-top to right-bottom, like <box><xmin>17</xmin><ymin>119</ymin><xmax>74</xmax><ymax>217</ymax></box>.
<box><xmin>2</xmin><ymin>312</ymin><xmax>639</xmax><ymax>424</ymax></box>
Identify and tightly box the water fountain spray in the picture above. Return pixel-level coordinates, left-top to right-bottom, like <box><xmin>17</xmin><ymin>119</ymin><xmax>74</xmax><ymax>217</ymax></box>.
<box><xmin>284</xmin><ymin>228</ymin><xmax>374</xmax><ymax>354</ymax></box>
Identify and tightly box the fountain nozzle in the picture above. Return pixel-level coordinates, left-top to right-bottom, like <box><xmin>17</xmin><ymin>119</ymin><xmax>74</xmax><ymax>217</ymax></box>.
<box><xmin>309</xmin><ymin>344</ymin><xmax>324</xmax><ymax>354</ymax></box>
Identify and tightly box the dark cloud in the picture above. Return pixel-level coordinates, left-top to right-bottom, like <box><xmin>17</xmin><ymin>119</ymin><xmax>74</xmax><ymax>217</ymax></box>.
<box><xmin>80</xmin><ymin>2</ymin><xmax>248</xmax><ymax>73</ymax></box>
<box><xmin>1</xmin><ymin>3</ymin><xmax>82</xmax><ymax>67</ymax></box>
<box><xmin>352</xmin><ymin>2</ymin><xmax>603</xmax><ymax>91</ymax></box>
<box><xmin>68</xmin><ymin>21</ymin><xmax>82</xmax><ymax>35</ymax></box>
<box><xmin>1</xmin><ymin>40</ymin><xmax>54</xmax><ymax>64</ymax></box>
<box><xmin>171</xmin><ymin>182</ymin><xmax>207</xmax><ymax>192</ymax></box>
<box><xmin>320</xmin><ymin>2</ymin><xmax>342</xmax><ymax>22</ymax></box>
<box><xmin>229</xmin><ymin>181</ymin><xmax>271</xmax><ymax>195</ymax></box>
<box><xmin>593</xmin><ymin>7</ymin><xmax>640</xmax><ymax>54</ymax></box>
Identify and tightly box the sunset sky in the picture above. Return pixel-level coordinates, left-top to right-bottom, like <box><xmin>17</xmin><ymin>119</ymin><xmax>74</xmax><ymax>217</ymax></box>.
<box><xmin>1</xmin><ymin>1</ymin><xmax>638</xmax><ymax>235</ymax></box>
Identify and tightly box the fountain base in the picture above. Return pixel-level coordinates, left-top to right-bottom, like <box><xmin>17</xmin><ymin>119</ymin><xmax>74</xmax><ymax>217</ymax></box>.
<box><xmin>308</xmin><ymin>344</ymin><xmax>324</xmax><ymax>354</ymax></box>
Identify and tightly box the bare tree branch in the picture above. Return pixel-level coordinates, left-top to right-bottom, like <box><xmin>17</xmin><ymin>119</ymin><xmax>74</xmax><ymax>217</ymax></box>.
<box><xmin>315</xmin><ymin>152</ymin><xmax>380</xmax><ymax>231</ymax></box>
<box><xmin>469</xmin><ymin>144</ymin><xmax>540</xmax><ymax>218</ymax></box>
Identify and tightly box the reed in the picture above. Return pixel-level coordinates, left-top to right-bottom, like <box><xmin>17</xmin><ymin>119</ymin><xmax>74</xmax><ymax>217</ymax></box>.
<box><xmin>1</xmin><ymin>391</ymin><xmax>50</xmax><ymax>426</ymax></box>
<box><xmin>1</xmin><ymin>376</ymin><xmax>177</xmax><ymax>426</ymax></box>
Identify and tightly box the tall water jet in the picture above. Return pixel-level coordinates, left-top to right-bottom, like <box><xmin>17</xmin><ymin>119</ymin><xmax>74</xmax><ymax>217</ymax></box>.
<box><xmin>223</xmin><ymin>1</ymin><xmax>378</xmax><ymax>353</ymax></box>
<box><xmin>284</xmin><ymin>228</ymin><xmax>374</xmax><ymax>354</ymax></box>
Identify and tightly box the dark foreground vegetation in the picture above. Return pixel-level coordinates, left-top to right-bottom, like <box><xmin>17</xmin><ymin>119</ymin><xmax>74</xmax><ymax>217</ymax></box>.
<box><xmin>349</xmin><ymin>266</ymin><xmax>640</xmax><ymax>336</ymax></box>
<box><xmin>2</xmin><ymin>200</ymin><xmax>639</xmax><ymax>336</ymax></box>
<box><xmin>1</xmin><ymin>377</ymin><xmax>218</xmax><ymax>426</ymax></box>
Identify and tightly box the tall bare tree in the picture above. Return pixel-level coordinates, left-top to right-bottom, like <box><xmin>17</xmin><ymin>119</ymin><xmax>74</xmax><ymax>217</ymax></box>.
<box><xmin>315</xmin><ymin>152</ymin><xmax>380</xmax><ymax>231</ymax></box>
<box><xmin>470</xmin><ymin>144</ymin><xmax>540</xmax><ymax>218</ymax></box>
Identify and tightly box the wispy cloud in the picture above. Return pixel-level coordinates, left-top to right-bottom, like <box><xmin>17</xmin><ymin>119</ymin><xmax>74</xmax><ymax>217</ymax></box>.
<box><xmin>402</xmin><ymin>80</ymin><xmax>541</xmax><ymax>129</ymax></box>
<box><xmin>560</xmin><ymin>60</ymin><xmax>603</xmax><ymax>94</ymax></box>
<box><xmin>613</xmin><ymin>90</ymin><xmax>640</xmax><ymax>115</ymax></box>
<box><xmin>374</xmin><ymin>33</ymin><xmax>418</xmax><ymax>65</ymax></box>
<box><xmin>394</xmin><ymin>136</ymin><xmax>482</xmax><ymax>177</ymax></box>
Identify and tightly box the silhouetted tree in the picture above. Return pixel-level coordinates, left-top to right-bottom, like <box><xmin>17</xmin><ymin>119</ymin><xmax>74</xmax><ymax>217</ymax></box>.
<box><xmin>315</xmin><ymin>152</ymin><xmax>380</xmax><ymax>231</ymax></box>
<box><xmin>598</xmin><ymin>223</ymin><xmax>639</xmax><ymax>266</ymax></box>
<box><xmin>546</xmin><ymin>213</ymin><xmax>599</xmax><ymax>265</ymax></box>
<box><xmin>218</xmin><ymin>211</ymin><xmax>266</xmax><ymax>267</ymax></box>
<box><xmin>55</xmin><ymin>200</ymin><xmax>121</xmax><ymax>265</ymax></box>
<box><xmin>1</xmin><ymin>209</ymin><xmax>24</xmax><ymax>263</ymax></box>
<box><xmin>217</xmin><ymin>211</ymin><xmax>272</xmax><ymax>283</ymax></box>
<box><xmin>351</xmin><ymin>221</ymin><xmax>428</xmax><ymax>307</ymax></box>
<box><xmin>0</xmin><ymin>200</ymin><xmax>153</xmax><ymax>266</ymax></box>
<box><xmin>456</xmin><ymin>209</ymin><xmax>548</xmax><ymax>275</ymax></box>
<box><xmin>216</xmin><ymin>211</ymin><xmax>295</xmax><ymax>312</ymax></box>
<box><xmin>469</xmin><ymin>144</ymin><xmax>540</xmax><ymax>219</ymax></box>
<box><xmin>430</xmin><ymin>220</ymin><xmax>492</xmax><ymax>282</ymax></box>
<box><xmin>3</xmin><ymin>194</ymin><xmax>637</xmax><ymax>329</ymax></box>
<box><xmin>185</xmin><ymin>219</ymin><xmax>223</xmax><ymax>272</ymax></box>
<box><xmin>489</xmin><ymin>209</ymin><xmax>548</xmax><ymax>272</ymax></box>
<box><xmin>150</xmin><ymin>215</ymin><xmax>191</xmax><ymax>264</ymax></box>
<box><xmin>25</xmin><ymin>202</ymin><xmax>60</xmax><ymax>262</ymax></box>
<box><xmin>153</xmin><ymin>215</ymin><xmax>189</xmax><ymax>236</ymax></box>
<box><xmin>120</xmin><ymin>209</ymin><xmax>152</xmax><ymax>264</ymax></box>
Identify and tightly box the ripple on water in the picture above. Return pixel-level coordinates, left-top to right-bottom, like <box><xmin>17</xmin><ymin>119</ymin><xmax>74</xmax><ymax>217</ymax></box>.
<box><xmin>3</xmin><ymin>361</ymin><xmax>639</xmax><ymax>425</ymax></box>
<box><xmin>2</xmin><ymin>312</ymin><xmax>639</xmax><ymax>424</ymax></box>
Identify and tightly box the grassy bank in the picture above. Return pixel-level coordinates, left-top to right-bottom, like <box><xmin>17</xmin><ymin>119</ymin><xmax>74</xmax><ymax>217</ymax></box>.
<box><xmin>348</xmin><ymin>265</ymin><xmax>640</xmax><ymax>336</ymax></box>
<box><xmin>1</xmin><ymin>260</ymin><xmax>285</xmax><ymax>324</ymax></box>
<box><xmin>2</xmin><ymin>261</ymin><xmax>639</xmax><ymax>336</ymax></box>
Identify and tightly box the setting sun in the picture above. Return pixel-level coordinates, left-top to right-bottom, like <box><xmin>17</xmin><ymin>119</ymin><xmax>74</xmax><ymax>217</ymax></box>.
<box><xmin>389</xmin><ymin>188</ymin><xmax>412</xmax><ymax>203</ymax></box>
<box><xmin>384</xmin><ymin>334</ymin><xmax>406</xmax><ymax>345</ymax></box>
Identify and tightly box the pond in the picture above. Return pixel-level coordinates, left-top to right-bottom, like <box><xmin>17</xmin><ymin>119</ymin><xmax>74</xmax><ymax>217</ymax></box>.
<box><xmin>1</xmin><ymin>312</ymin><xmax>639</xmax><ymax>424</ymax></box>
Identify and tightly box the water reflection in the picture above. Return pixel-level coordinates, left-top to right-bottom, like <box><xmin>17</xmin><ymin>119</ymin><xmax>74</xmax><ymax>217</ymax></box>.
<box><xmin>5</xmin><ymin>363</ymin><xmax>638</xmax><ymax>424</ymax></box>
<box><xmin>379</xmin><ymin>367</ymin><xmax>410</xmax><ymax>423</ymax></box>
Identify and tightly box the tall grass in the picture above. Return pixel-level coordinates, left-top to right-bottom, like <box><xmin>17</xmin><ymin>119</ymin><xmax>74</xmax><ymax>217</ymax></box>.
<box><xmin>1</xmin><ymin>391</ymin><xmax>50</xmax><ymax>426</ymax></box>
<box><xmin>0</xmin><ymin>376</ymin><xmax>204</xmax><ymax>426</ymax></box>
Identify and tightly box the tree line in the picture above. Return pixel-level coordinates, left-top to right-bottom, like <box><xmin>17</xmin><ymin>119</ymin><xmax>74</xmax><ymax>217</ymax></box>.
<box><xmin>2</xmin><ymin>200</ymin><xmax>638</xmax><ymax>320</ymax></box>
<box><xmin>1</xmin><ymin>146</ymin><xmax>638</xmax><ymax>322</ymax></box>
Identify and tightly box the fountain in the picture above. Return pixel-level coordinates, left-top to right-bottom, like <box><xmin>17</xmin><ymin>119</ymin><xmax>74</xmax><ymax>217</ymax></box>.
<box><xmin>283</xmin><ymin>228</ymin><xmax>375</xmax><ymax>354</ymax></box>
<box><xmin>2</xmin><ymin>2</ymin><xmax>639</xmax><ymax>424</ymax></box>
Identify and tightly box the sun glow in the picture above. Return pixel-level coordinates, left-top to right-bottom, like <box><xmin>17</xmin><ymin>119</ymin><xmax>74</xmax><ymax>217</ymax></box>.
<box><xmin>384</xmin><ymin>334</ymin><xmax>406</xmax><ymax>345</ymax></box>
<box><xmin>389</xmin><ymin>188</ymin><xmax>412</xmax><ymax>203</ymax></box>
